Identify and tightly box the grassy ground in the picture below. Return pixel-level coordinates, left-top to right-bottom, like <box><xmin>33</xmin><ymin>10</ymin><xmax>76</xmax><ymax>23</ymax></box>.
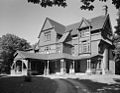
<box><xmin>0</xmin><ymin>75</ymin><xmax>120</xmax><ymax>93</ymax></box>
<box><xmin>0</xmin><ymin>76</ymin><xmax>57</xmax><ymax>93</ymax></box>
<box><xmin>75</xmin><ymin>79</ymin><xmax>120</xmax><ymax>93</ymax></box>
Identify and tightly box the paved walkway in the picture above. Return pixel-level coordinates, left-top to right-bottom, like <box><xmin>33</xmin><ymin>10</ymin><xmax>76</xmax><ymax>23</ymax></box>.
<box><xmin>54</xmin><ymin>79</ymin><xmax>90</xmax><ymax>93</ymax></box>
<box><xmin>64</xmin><ymin>79</ymin><xmax>90</xmax><ymax>93</ymax></box>
<box><xmin>54</xmin><ymin>79</ymin><xmax>76</xmax><ymax>93</ymax></box>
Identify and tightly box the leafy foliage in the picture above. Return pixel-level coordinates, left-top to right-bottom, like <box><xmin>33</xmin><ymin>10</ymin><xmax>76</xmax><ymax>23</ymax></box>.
<box><xmin>28</xmin><ymin>0</ymin><xmax>67</xmax><ymax>8</ymax></box>
<box><xmin>113</xmin><ymin>34</ymin><xmax>120</xmax><ymax>62</ymax></box>
<box><xmin>27</xmin><ymin>0</ymin><xmax>120</xmax><ymax>10</ymax></box>
<box><xmin>115</xmin><ymin>9</ymin><xmax>120</xmax><ymax>35</ymax></box>
<box><xmin>113</xmin><ymin>9</ymin><xmax>120</xmax><ymax>63</ymax></box>
<box><xmin>0</xmin><ymin>34</ymin><xmax>31</xmax><ymax>73</ymax></box>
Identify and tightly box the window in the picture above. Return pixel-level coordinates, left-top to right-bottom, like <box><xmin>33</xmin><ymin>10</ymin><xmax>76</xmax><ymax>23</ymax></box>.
<box><xmin>82</xmin><ymin>44</ymin><xmax>88</xmax><ymax>53</ymax></box>
<box><xmin>79</xmin><ymin>40</ymin><xmax>90</xmax><ymax>54</ymax></box>
<box><xmin>80</xmin><ymin>29</ymin><xmax>89</xmax><ymax>37</ymax></box>
<box><xmin>44</xmin><ymin>31</ymin><xmax>51</xmax><ymax>41</ymax></box>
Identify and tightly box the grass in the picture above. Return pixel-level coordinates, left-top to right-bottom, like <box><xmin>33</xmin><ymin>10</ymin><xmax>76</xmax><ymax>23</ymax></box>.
<box><xmin>75</xmin><ymin>79</ymin><xmax>120</xmax><ymax>93</ymax></box>
<box><xmin>0</xmin><ymin>76</ymin><xmax>57</xmax><ymax>93</ymax></box>
<box><xmin>1</xmin><ymin>75</ymin><xmax>120</xmax><ymax>93</ymax></box>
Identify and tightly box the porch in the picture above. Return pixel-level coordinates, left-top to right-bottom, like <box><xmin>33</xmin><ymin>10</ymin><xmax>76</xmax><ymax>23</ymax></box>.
<box><xmin>11</xmin><ymin>51</ymin><xmax>104</xmax><ymax>76</ymax></box>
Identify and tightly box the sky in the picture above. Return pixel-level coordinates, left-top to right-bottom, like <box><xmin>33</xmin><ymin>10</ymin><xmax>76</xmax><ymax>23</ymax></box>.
<box><xmin>0</xmin><ymin>0</ymin><xmax>118</xmax><ymax>45</ymax></box>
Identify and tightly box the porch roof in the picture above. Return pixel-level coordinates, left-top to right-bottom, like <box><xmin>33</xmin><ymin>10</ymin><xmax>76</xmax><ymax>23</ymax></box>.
<box><xmin>14</xmin><ymin>51</ymin><xmax>102</xmax><ymax>61</ymax></box>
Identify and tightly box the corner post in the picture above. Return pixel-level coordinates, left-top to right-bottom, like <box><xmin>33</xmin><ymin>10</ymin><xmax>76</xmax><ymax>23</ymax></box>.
<box><xmin>46</xmin><ymin>60</ymin><xmax>49</xmax><ymax>75</ymax></box>
<box><xmin>60</xmin><ymin>59</ymin><xmax>66</xmax><ymax>74</ymax></box>
<box><xmin>86</xmin><ymin>59</ymin><xmax>92</xmax><ymax>74</ymax></box>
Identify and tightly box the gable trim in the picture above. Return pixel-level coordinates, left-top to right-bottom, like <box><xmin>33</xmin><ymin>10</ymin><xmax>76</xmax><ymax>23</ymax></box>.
<box><xmin>79</xmin><ymin>18</ymin><xmax>90</xmax><ymax>28</ymax></box>
<box><xmin>38</xmin><ymin>17</ymin><xmax>53</xmax><ymax>38</ymax></box>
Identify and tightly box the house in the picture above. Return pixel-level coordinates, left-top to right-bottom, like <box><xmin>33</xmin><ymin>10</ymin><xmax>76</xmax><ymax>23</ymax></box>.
<box><xmin>11</xmin><ymin>14</ymin><xmax>115</xmax><ymax>76</ymax></box>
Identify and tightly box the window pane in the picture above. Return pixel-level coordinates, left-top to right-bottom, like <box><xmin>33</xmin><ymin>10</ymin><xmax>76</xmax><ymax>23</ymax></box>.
<box><xmin>79</xmin><ymin>42</ymin><xmax>90</xmax><ymax>54</ymax></box>
<box><xmin>44</xmin><ymin>31</ymin><xmax>51</xmax><ymax>41</ymax></box>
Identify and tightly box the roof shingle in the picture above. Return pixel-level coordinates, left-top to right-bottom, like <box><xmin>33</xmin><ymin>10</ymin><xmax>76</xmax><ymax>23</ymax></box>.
<box><xmin>46</xmin><ymin>18</ymin><xmax>66</xmax><ymax>35</ymax></box>
<box><xmin>65</xmin><ymin>15</ymin><xmax>108</xmax><ymax>36</ymax></box>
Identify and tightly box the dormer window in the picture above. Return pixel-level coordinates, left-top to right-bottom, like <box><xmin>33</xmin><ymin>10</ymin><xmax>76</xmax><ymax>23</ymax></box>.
<box><xmin>44</xmin><ymin>31</ymin><xmax>51</xmax><ymax>41</ymax></box>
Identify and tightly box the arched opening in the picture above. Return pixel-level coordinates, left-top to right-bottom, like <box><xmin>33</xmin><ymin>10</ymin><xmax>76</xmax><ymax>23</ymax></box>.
<box><xmin>14</xmin><ymin>60</ymin><xmax>27</xmax><ymax>74</ymax></box>
<box><xmin>16</xmin><ymin>60</ymin><xmax>22</xmax><ymax>72</ymax></box>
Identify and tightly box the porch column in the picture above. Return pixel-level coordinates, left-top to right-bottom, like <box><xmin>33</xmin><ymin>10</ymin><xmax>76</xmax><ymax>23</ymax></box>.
<box><xmin>69</xmin><ymin>61</ymin><xmax>73</xmax><ymax>74</ymax></box>
<box><xmin>21</xmin><ymin>60</ymin><xmax>23</xmax><ymax>74</ymax></box>
<box><xmin>86</xmin><ymin>59</ymin><xmax>92</xmax><ymax>74</ymax></box>
<box><xmin>102</xmin><ymin>48</ymin><xmax>108</xmax><ymax>74</ymax></box>
<box><xmin>72</xmin><ymin>60</ymin><xmax>75</xmax><ymax>73</ymax></box>
<box><xmin>98</xmin><ymin>58</ymin><xmax>101</xmax><ymax>69</ymax></box>
<box><xmin>22</xmin><ymin>59</ymin><xmax>28</xmax><ymax>75</ymax></box>
<box><xmin>46</xmin><ymin>60</ymin><xmax>49</xmax><ymax>75</ymax></box>
<box><xmin>60</xmin><ymin>59</ymin><xmax>66</xmax><ymax>74</ymax></box>
<box><xmin>22</xmin><ymin>60</ymin><xmax>28</xmax><ymax>69</ymax></box>
<box><xmin>11</xmin><ymin>60</ymin><xmax>16</xmax><ymax>75</ymax></box>
<box><xmin>101</xmin><ymin>58</ymin><xmax>105</xmax><ymax>75</ymax></box>
<box><xmin>43</xmin><ymin>64</ymin><xmax>46</xmax><ymax>75</ymax></box>
<box><xmin>14</xmin><ymin>61</ymin><xmax>17</xmax><ymax>73</ymax></box>
<box><xmin>27</xmin><ymin>60</ymin><xmax>31</xmax><ymax>71</ymax></box>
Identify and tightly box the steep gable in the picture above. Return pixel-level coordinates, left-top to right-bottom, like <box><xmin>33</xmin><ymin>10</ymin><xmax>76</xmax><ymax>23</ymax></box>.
<box><xmin>38</xmin><ymin>17</ymin><xmax>66</xmax><ymax>38</ymax></box>
<box><xmin>42</xmin><ymin>18</ymin><xmax>53</xmax><ymax>31</ymax></box>
<box><xmin>79</xmin><ymin>18</ymin><xmax>91</xmax><ymax>29</ymax></box>
<box><xmin>48</xmin><ymin>18</ymin><xmax>66</xmax><ymax>34</ymax></box>
<box><xmin>102</xmin><ymin>14</ymin><xmax>113</xmax><ymax>35</ymax></box>
<box><xmin>89</xmin><ymin>15</ymin><xmax>107</xmax><ymax>31</ymax></box>
<box><xmin>65</xmin><ymin>15</ymin><xmax>108</xmax><ymax>36</ymax></box>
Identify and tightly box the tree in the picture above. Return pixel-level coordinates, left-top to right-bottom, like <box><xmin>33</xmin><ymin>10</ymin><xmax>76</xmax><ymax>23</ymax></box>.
<box><xmin>113</xmin><ymin>9</ymin><xmax>120</xmax><ymax>74</ymax></box>
<box><xmin>28</xmin><ymin>0</ymin><xmax>67</xmax><ymax>7</ymax></box>
<box><xmin>115</xmin><ymin>9</ymin><xmax>120</xmax><ymax>35</ymax></box>
<box><xmin>114</xmin><ymin>9</ymin><xmax>120</xmax><ymax>58</ymax></box>
<box><xmin>0</xmin><ymin>34</ymin><xmax>31</xmax><ymax>73</ymax></box>
<box><xmin>27</xmin><ymin>0</ymin><xmax>120</xmax><ymax>10</ymax></box>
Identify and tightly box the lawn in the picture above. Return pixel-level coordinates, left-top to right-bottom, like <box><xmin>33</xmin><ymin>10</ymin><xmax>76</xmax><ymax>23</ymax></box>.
<box><xmin>0</xmin><ymin>76</ymin><xmax>57</xmax><ymax>93</ymax></box>
<box><xmin>0</xmin><ymin>75</ymin><xmax>120</xmax><ymax>93</ymax></box>
<box><xmin>75</xmin><ymin>79</ymin><xmax>120</xmax><ymax>93</ymax></box>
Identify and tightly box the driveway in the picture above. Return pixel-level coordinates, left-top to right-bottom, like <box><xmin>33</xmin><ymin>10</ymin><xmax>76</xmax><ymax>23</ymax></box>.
<box><xmin>54</xmin><ymin>79</ymin><xmax>90</xmax><ymax>93</ymax></box>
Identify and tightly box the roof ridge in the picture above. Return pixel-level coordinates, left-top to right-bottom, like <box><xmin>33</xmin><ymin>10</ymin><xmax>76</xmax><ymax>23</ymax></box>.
<box><xmin>66</xmin><ymin>15</ymin><xmax>107</xmax><ymax>27</ymax></box>
<box><xmin>46</xmin><ymin>17</ymin><xmax>66</xmax><ymax>27</ymax></box>
<box><xmin>88</xmin><ymin>14</ymin><xmax>107</xmax><ymax>21</ymax></box>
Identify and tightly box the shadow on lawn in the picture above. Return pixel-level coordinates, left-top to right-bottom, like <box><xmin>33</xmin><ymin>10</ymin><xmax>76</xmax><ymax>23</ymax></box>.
<box><xmin>114</xmin><ymin>78</ymin><xmax>120</xmax><ymax>83</ymax></box>
<box><xmin>0</xmin><ymin>76</ymin><xmax>57</xmax><ymax>93</ymax></box>
<box><xmin>75</xmin><ymin>79</ymin><xmax>120</xmax><ymax>93</ymax></box>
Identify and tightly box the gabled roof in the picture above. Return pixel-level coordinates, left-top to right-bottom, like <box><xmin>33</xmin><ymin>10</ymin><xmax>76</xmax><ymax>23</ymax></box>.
<box><xmin>89</xmin><ymin>15</ymin><xmax>107</xmax><ymax>31</ymax></box>
<box><xmin>79</xmin><ymin>17</ymin><xmax>91</xmax><ymax>28</ymax></box>
<box><xmin>38</xmin><ymin>17</ymin><xmax>66</xmax><ymax>38</ymax></box>
<box><xmin>65</xmin><ymin>14</ymin><xmax>108</xmax><ymax>36</ymax></box>
<box><xmin>57</xmin><ymin>31</ymin><xmax>70</xmax><ymax>43</ymax></box>
<box><xmin>48</xmin><ymin>18</ymin><xmax>66</xmax><ymax>34</ymax></box>
<box><xmin>65</xmin><ymin>22</ymin><xmax>80</xmax><ymax>36</ymax></box>
<box><xmin>38</xmin><ymin>14</ymin><xmax>110</xmax><ymax>38</ymax></box>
